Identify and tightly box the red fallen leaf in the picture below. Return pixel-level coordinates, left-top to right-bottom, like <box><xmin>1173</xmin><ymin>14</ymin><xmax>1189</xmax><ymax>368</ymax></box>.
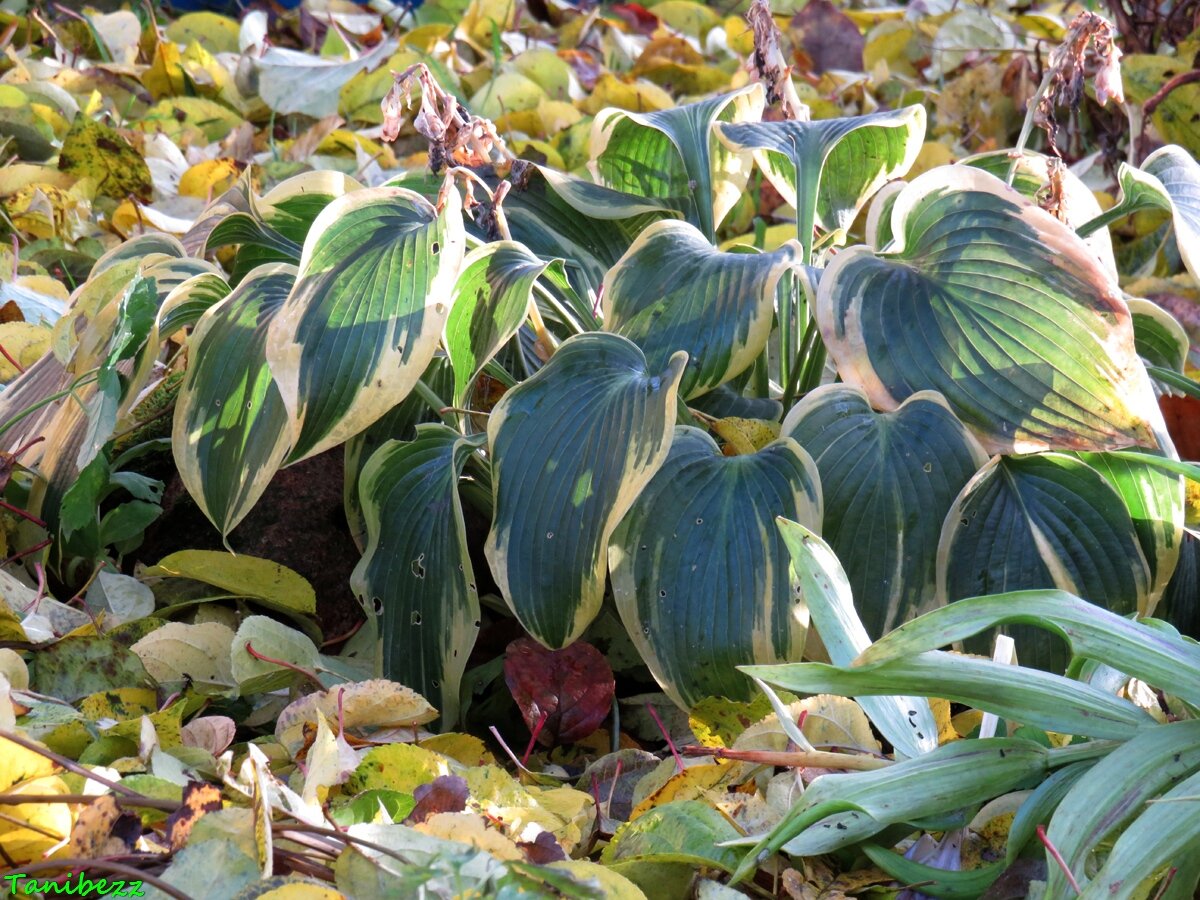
<box><xmin>405</xmin><ymin>774</ymin><xmax>469</xmax><ymax>824</ymax></box>
<box><xmin>610</xmin><ymin>3</ymin><xmax>660</xmax><ymax>36</ymax></box>
<box><xmin>1161</xmin><ymin>395</ymin><xmax>1200</xmax><ymax>461</ymax></box>
<box><xmin>519</xmin><ymin>830</ymin><xmax>568</xmax><ymax>864</ymax></box>
<box><xmin>504</xmin><ymin>638</ymin><xmax>615</xmax><ymax>748</ymax></box>
<box><xmin>789</xmin><ymin>0</ymin><xmax>864</xmax><ymax>75</ymax></box>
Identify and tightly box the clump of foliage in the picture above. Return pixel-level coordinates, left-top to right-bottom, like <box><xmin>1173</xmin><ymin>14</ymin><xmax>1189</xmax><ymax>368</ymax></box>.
<box><xmin>1</xmin><ymin>0</ymin><xmax>1200</xmax><ymax>897</ymax></box>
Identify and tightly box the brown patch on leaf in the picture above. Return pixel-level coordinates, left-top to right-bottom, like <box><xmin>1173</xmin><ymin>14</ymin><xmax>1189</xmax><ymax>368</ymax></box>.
<box><xmin>165</xmin><ymin>781</ymin><xmax>223</xmax><ymax>851</ymax></box>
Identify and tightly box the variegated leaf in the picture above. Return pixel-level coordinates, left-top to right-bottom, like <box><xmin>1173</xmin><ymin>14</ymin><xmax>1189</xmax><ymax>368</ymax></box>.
<box><xmin>267</xmin><ymin>184</ymin><xmax>466</xmax><ymax>462</ymax></box>
<box><xmin>818</xmin><ymin>165</ymin><xmax>1159</xmax><ymax>454</ymax></box>
<box><xmin>350</xmin><ymin>424</ymin><xmax>483</xmax><ymax>727</ymax></box>
<box><xmin>343</xmin><ymin>358</ymin><xmax>453</xmax><ymax>551</ymax></box>
<box><xmin>603</xmin><ymin>220</ymin><xmax>801</xmax><ymax>399</ymax></box>
<box><xmin>485</xmin><ymin>333</ymin><xmax>687</xmax><ymax>648</ymax></box>
<box><xmin>716</xmin><ymin>106</ymin><xmax>925</xmax><ymax>261</ymax></box>
<box><xmin>173</xmin><ymin>265</ymin><xmax>295</xmax><ymax>537</ymax></box>
<box><xmin>590</xmin><ymin>85</ymin><xmax>764</xmax><ymax>241</ymax></box>
<box><xmin>937</xmin><ymin>454</ymin><xmax>1150</xmax><ymax>669</ymax></box>
<box><xmin>608</xmin><ymin>427</ymin><xmax>821</xmax><ymax>708</ymax></box>
<box><xmin>1078</xmin><ymin>450</ymin><xmax>1184</xmax><ymax>614</ymax></box>
<box><xmin>445</xmin><ymin>241</ymin><xmax>561</xmax><ymax>407</ymax></box>
<box><xmin>782</xmin><ymin>386</ymin><xmax>987</xmax><ymax>637</ymax></box>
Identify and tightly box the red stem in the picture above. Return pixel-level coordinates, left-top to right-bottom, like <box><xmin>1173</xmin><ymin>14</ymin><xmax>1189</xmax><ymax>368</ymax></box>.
<box><xmin>244</xmin><ymin>640</ymin><xmax>324</xmax><ymax>688</ymax></box>
<box><xmin>522</xmin><ymin>710</ymin><xmax>549</xmax><ymax>766</ymax></box>
<box><xmin>0</xmin><ymin>343</ymin><xmax>24</xmax><ymax>375</ymax></box>
<box><xmin>0</xmin><ymin>498</ymin><xmax>45</xmax><ymax>527</ymax></box>
<box><xmin>1037</xmin><ymin>824</ymin><xmax>1081</xmax><ymax>894</ymax></box>
<box><xmin>646</xmin><ymin>702</ymin><xmax>684</xmax><ymax>773</ymax></box>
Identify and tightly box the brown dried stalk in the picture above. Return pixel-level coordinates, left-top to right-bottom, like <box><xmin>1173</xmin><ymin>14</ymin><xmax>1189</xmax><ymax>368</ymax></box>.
<box><xmin>381</xmin><ymin>63</ymin><xmax>515</xmax><ymax>172</ymax></box>
<box><xmin>746</xmin><ymin>0</ymin><xmax>808</xmax><ymax>121</ymax></box>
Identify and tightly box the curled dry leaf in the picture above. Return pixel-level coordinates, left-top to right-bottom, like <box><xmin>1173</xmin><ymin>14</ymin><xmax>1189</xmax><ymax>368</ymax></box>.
<box><xmin>181</xmin><ymin>715</ymin><xmax>237</xmax><ymax>755</ymax></box>
<box><xmin>1034</xmin><ymin>11</ymin><xmax>1124</xmax><ymax>155</ymax></box>
<box><xmin>381</xmin><ymin>63</ymin><xmax>513</xmax><ymax>171</ymax></box>
<box><xmin>504</xmin><ymin>637</ymin><xmax>616</xmax><ymax>748</ymax></box>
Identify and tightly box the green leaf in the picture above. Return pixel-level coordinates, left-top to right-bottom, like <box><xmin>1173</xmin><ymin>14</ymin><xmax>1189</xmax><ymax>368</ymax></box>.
<box><xmin>1079</xmin><ymin>449</ymin><xmax>1184</xmax><ymax>611</ymax></box>
<box><xmin>158</xmin><ymin>271</ymin><xmax>231</xmax><ymax>337</ymax></box>
<box><xmin>603</xmin><ymin>221</ymin><xmax>801</xmax><ymax>400</ymax></box>
<box><xmin>1128</xmin><ymin>296</ymin><xmax>1190</xmax><ymax>373</ymax></box>
<box><xmin>601</xmin><ymin>800</ymin><xmax>742</xmax><ymax>872</ymax></box>
<box><xmin>772</xmin><ymin>519</ymin><xmax>938</xmax><ymax>760</ymax></box>
<box><xmin>963</xmin><ymin>149</ymin><xmax>1117</xmax><ymax>275</ymax></box>
<box><xmin>343</xmin><ymin>358</ymin><xmax>454</xmax><ymax>550</ymax></box>
<box><xmin>230</xmin><ymin>614</ymin><xmax>320</xmax><ymax>694</ymax></box>
<box><xmin>1138</xmin><ymin>146</ymin><xmax>1200</xmax><ymax>282</ymax></box>
<box><xmin>609</xmin><ymin>426</ymin><xmax>820</xmax><ymax>708</ymax></box>
<box><xmin>716</xmin><ymin>106</ymin><xmax>925</xmax><ymax>261</ymax></box>
<box><xmin>31</xmin><ymin>635</ymin><xmax>154</xmax><ymax>702</ymax></box>
<box><xmin>937</xmin><ymin>454</ymin><xmax>1150</xmax><ymax>668</ymax></box>
<box><xmin>1043</xmin><ymin>720</ymin><xmax>1200</xmax><ymax>899</ymax></box>
<box><xmin>1005</xmin><ymin>760</ymin><xmax>1093</xmax><ymax>865</ymax></box>
<box><xmin>351</xmin><ymin>424</ymin><xmax>483</xmax><ymax>727</ymax></box>
<box><xmin>854</xmin><ymin>590</ymin><xmax>1200</xmax><ymax>710</ymax></box>
<box><xmin>590</xmin><ymin>85</ymin><xmax>764</xmax><ymax>240</ymax></box>
<box><xmin>485</xmin><ymin>333</ymin><xmax>687</xmax><ymax>648</ymax></box>
<box><xmin>144</xmin><ymin>550</ymin><xmax>317</xmax><ymax>616</ymax></box>
<box><xmin>445</xmin><ymin>241</ymin><xmax>552</xmax><ymax>407</ymax></box>
<box><xmin>782</xmin><ymin>386</ymin><xmax>986</xmax><ymax>637</ymax></box>
<box><xmin>1081</xmin><ymin>766</ymin><xmax>1200</xmax><ymax>900</ymax></box>
<box><xmin>860</xmin><ymin>844</ymin><xmax>1003</xmax><ymax>899</ymax></box>
<box><xmin>731</xmin><ymin>738</ymin><xmax>1050</xmax><ymax>884</ymax></box>
<box><xmin>496</xmin><ymin>163</ymin><xmax>677</xmax><ymax>298</ymax></box>
<box><xmin>817</xmin><ymin>166</ymin><xmax>1159</xmax><ymax>454</ymax></box>
<box><xmin>266</xmin><ymin>183</ymin><xmax>466</xmax><ymax>462</ymax></box>
<box><xmin>743</xmin><ymin>651</ymin><xmax>1155</xmax><ymax>741</ymax></box>
<box><xmin>172</xmin><ymin>264</ymin><xmax>295</xmax><ymax>537</ymax></box>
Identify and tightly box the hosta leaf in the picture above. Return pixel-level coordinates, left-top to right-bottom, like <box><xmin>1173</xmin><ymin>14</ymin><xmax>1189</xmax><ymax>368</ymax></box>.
<box><xmin>716</xmin><ymin>105</ymin><xmax>925</xmax><ymax>260</ymax></box>
<box><xmin>1096</xmin><ymin>146</ymin><xmax>1200</xmax><ymax>283</ymax></box>
<box><xmin>732</xmin><ymin>738</ymin><xmax>1051</xmax><ymax>884</ymax></box>
<box><xmin>1128</xmin><ymin>297</ymin><xmax>1189</xmax><ymax>373</ymax></box>
<box><xmin>483</xmin><ymin>163</ymin><xmax>677</xmax><ymax>298</ymax></box>
<box><xmin>782</xmin><ymin>386</ymin><xmax>987</xmax><ymax>637</ymax></box>
<box><xmin>608</xmin><ymin>426</ymin><xmax>821</xmax><ymax>708</ymax></box>
<box><xmin>853</xmin><ymin>590</ymin><xmax>1200</xmax><ymax>707</ymax></box>
<box><xmin>350</xmin><ymin>424</ymin><xmax>483</xmax><ymax>727</ymax></box>
<box><xmin>485</xmin><ymin>333</ymin><xmax>687</xmax><ymax>648</ymax></box>
<box><xmin>818</xmin><ymin>166</ymin><xmax>1158</xmax><ymax>454</ymax></box>
<box><xmin>590</xmin><ymin>84</ymin><xmax>764</xmax><ymax>240</ymax></box>
<box><xmin>773</xmin><ymin>519</ymin><xmax>938</xmax><ymax>760</ymax></box>
<box><xmin>1078</xmin><ymin>450</ymin><xmax>1184</xmax><ymax>612</ymax></box>
<box><xmin>963</xmin><ymin>150</ymin><xmax>1117</xmax><ymax>275</ymax></box>
<box><xmin>343</xmin><ymin>358</ymin><xmax>454</xmax><ymax>550</ymax></box>
<box><xmin>267</xmin><ymin>184</ymin><xmax>466</xmax><ymax>463</ymax></box>
<box><xmin>1043</xmin><ymin>719</ymin><xmax>1200</xmax><ymax>899</ymax></box>
<box><xmin>603</xmin><ymin>221</ymin><xmax>800</xmax><ymax>399</ymax></box>
<box><xmin>446</xmin><ymin>241</ymin><xmax>557</xmax><ymax>407</ymax></box>
<box><xmin>1137</xmin><ymin>146</ymin><xmax>1195</xmax><ymax>280</ymax></box>
<box><xmin>743</xmin><ymin>651</ymin><xmax>1154</xmax><ymax>741</ymax></box>
<box><xmin>158</xmin><ymin>271</ymin><xmax>230</xmax><ymax>337</ymax></box>
<box><xmin>937</xmin><ymin>454</ymin><xmax>1150</xmax><ymax>668</ymax></box>
<box><xmin>173</xmin><ymin>264</ymin><xmax>294</xmax><ymax>537</ymax></box>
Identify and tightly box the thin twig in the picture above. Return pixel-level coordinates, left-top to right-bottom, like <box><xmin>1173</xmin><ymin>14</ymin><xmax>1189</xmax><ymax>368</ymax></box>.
<box><xmin>681</xmin><ymin>745</ymin><xmax>892</xmax><ymax>771</ymax></box>
<box><xmin>1143</xmin><ymin>69</ymin><xmax>1200</xmax><ymax>117</ymax></box>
